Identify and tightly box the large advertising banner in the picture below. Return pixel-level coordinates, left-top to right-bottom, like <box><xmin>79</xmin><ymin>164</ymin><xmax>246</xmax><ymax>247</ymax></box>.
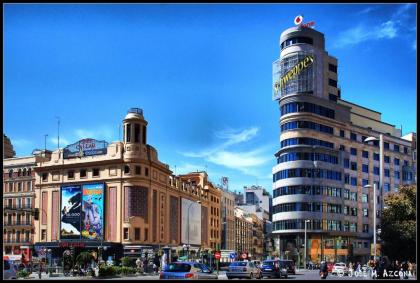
<box><xmin>60</xmin><ymin>185</ymin><xmax>82</xmax><ymax>239</ymax></box>
<box><xmin>181</xmin><ymin>198</ymin><xmax>201</xmax><ymax>246</ymax></box>
<box><xmin>81</xmin><ymin>183</ymin><xmax>104</xmax><ymax>240</ymax></box>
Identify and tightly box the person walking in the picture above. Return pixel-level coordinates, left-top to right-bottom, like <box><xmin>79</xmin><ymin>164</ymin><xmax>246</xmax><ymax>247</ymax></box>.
<box><xmin>143</xmin><ymin>257</ymin><xmax>149</xmax><ymax>274</ymax></box>
<box><xmin>153</xmin><ymin>254</ymin><xmax>161</xmax><ymax>274</ymax></box>
<box><xmin>136</xmin><ymin>258</ymin><xmax>143</xmax><ymax>275</ymax></box>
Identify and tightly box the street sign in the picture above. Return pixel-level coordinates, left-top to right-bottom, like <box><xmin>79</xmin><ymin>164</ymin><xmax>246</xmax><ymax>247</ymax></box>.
<box><xmin>241</xmin><ymin>253</ymin><xmax>247</xmax><ymax>259</ymax></box>
<box><xmin>214</xmin><ymin>251</ymin><xmax>221</xmax><ymax>260</ymax></box>
<box><xmin>229</xmin><ymin>252</ymin><xmax>236</xmax><ymax>259</ymax></box>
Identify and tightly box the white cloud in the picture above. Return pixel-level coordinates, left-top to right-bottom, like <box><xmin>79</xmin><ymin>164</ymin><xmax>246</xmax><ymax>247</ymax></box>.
<box><xmin>356</xmin><ymin>7</ymin><xmax>375</xmax><ymax>15</ymax></box>
<box><xmin>377</xmin><ymin>21</ymin><xmax>398</xmax><ymax>39</ymax></box>
<box><xmin>180</xmin><ymin>126</ymin><xmax>274</xmax><ymax>178</ymax></box>
<box><xmin>49</xmin><ymin>137</ymin><xmax>70</xmax><ymax>147</ymax></box>
<box><xmin>11</xmin><ymin>138</ymin><xmax>33</xmax><ymax>147</ymax></box>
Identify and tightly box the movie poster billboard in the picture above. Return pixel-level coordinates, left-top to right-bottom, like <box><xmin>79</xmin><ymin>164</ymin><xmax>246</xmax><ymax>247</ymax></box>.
<box><xmin>60</xmin><ymin>185</ymin><xmax>82</xmax><ymax>239</ymax></box>
<box><xmin>81</xmin><ymin>183</ymin><xmax>104</xmax><ymax>240</ymax></box>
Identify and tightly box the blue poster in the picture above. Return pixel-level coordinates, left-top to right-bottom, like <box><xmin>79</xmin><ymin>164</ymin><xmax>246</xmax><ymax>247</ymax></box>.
<box><xmin>60</xmin><ymin>185</ymin><xmax>82</xmax><ymax>239</ymax></box>
<box><xmin>81</xmin><ymin>183</ymin><xmax>104</xmax><ymax>240</ymax></box>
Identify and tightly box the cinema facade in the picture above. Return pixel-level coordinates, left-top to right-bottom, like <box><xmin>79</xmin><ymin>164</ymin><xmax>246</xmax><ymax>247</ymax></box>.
<box><xmin>272</xmin><ymin>22</ymin><xmax>416</xmax><ymax>264</ymax></box>
<box><xmin>33</xmin><ymin>108</ymin><xmax>222</xmax><ymax>263</ymax></box>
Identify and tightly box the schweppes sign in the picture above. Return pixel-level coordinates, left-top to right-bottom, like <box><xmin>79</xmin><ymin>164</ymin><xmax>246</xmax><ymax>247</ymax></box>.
<box><xmin>274</xmin><ymin>55</ymin><xmax>314</xmax><ymax>94</ymax></box>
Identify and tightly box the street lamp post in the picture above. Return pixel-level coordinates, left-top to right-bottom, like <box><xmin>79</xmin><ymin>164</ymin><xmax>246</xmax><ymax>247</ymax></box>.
<box><xmin>364</xmin><ymin>134</ymin><xmax>383</xmax><ymax>261</ymax></box>
<box><xmin>187</xmin><ymin>200</ymin><xmax>201</xmax><ymax>261</ymax></box>
<box><xmin>304</xmin><ymin>219</ymin><xmax>310</xmax><ymax>270</ymax></box>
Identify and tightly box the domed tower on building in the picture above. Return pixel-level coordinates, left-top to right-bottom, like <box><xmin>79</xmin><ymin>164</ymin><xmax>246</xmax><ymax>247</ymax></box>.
<box><xmin>3</xmin><ymin>134</ymin><xmax>16</xmax><ymax>158</ymax></box>
<box><xmin>122</xmin><ymin>108</ymin><xmax>148</xmax><ymax>161</ymax></box>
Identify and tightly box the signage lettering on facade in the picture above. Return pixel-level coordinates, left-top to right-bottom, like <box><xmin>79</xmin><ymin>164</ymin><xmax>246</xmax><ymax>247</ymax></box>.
<box><xmin>274</xmin><ymin>55</ymin><xmax>314</xmax><ymax>93</ymax></box>
<box><xmin>63</xmin><ymin>139</ymin><xmax>108</xmax><ymax>159</ymax></box>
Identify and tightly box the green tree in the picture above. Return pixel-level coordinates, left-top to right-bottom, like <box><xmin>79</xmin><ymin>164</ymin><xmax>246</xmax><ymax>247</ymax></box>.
<box><xmin>380</xmin><ymin>184</ymin><xmax>416</xmax><ymax>261</ymax></box>
<box><xmin>75</xmin><ymin>252</ymin><xmax>94</xmax><ymax>270</ymax></box>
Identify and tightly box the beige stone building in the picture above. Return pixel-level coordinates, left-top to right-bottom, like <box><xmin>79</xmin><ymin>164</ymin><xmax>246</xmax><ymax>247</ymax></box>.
<box><xmin>245</xmin><ymin>213</ymin><xmax>264</xmax><ymax>260</ymax></box>
<box><xmin>234</xmin><ymin>207</ymin><xmax>252</xmax><ymax>258</ymax></box>
<box><xmin>221</xmin><ymin>188</ymin><xmax>235</xmax><ymax>252</ymax></box>
<box><xmin>32</xmin><ymin>108</ymin><xmax>221</xmax><ymax>262</ymax></box>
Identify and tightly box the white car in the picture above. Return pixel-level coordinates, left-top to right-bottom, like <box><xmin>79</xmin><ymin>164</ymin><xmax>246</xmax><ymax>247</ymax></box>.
<box><xmin>332</xmin><ymin>262</ymin><xmax>348</xmax><ymax>276</ymax></box>
<box><xmin>3</xmin><ymin>259</ymin><xmax>17</xmax><ymax>279</ymax></box>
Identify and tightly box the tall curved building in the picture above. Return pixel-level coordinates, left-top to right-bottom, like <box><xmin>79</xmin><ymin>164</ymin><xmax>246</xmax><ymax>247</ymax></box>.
<box><xmin>272</xmin><ymin>23</ymin><xmax>415</xmax><ymax>265</ymax></box>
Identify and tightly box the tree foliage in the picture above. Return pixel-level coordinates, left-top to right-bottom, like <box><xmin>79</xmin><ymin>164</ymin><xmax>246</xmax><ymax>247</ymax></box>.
<box><xmin>380</xmin><ymin>184</ymin><xmax>416</xmax><ymax>261</ymax></box>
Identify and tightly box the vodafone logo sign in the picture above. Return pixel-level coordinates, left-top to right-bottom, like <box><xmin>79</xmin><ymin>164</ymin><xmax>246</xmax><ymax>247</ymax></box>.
<box><xmin>294</xmin><ymin>15</ymin><xmax>303</xmax><ymax>25</ymax></box>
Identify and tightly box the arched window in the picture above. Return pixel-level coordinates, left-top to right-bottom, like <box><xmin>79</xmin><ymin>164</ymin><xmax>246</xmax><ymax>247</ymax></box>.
<box><xmin>27</xmin><ymin>168</ymin><xmax>32</xmax><ymax>176</ymax></box>
<box><xmin>9</xmin><ymin>169</ymin><xmax>13</xmax><ymax>178</ymax></box>
<box><xmin>23</xmin><ymin>168</ymin><xmax>27</xmax><ymax>176</ymax></box>
<box><xmin>18</xmin><ymin>169</ymin><xmax>22</xmax><ymax>177</ymax></box>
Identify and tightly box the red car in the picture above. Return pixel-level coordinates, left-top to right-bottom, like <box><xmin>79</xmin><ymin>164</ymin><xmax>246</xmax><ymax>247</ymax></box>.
<box><xmin>327</xmin><ymin>262</ymin><xmax>334</xmax><ymax>273</ymax></box>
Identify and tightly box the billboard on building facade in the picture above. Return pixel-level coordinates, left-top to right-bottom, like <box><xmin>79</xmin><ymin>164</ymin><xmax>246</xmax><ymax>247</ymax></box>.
<box><xmin>60</xmin><ymin>185</ymin><xmax>82</xmax><ymax>239</ymax></box>
<box><xmin>63</xmin><ymin>139</ymin><xmax>108</xmax><ymax>159</ymax></box>
<box><xmin>272</xmin><ymin>51</ymin><xmax>315</xmax><ymax>100</ymax></box>
<box><xmin>181</xmin><ymin>198</ymin><xmax>201</xmax><ymax>246</ymax></box>
<box><xmin>81</xmin><ymin>183</ymin><xmax>104</xmax><ymax>240</ymax></box>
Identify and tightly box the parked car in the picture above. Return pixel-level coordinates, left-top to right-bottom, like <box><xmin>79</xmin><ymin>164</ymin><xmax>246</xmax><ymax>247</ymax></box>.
<box><xmin>159</xmin><ymin>262</ymin><xmax>218</xmax><ymax>280</ymax></box>
<box><xmin>226</xmin><ymin>261</ymin><xmax>262</xmax><ymax>279</ymax></box>
<box><xmin>261</xmin><ymin>260</ymin><xmax>288</xmax><ymax>278</ymax></box>
<box><xmin>3</xmin><ymin>259</ymin><xmax>17</xmax><ymax>280</ymax></box>
<box><xmin>332</xmin><ymin>262</ymin><xmax>349</xmax><ymax>276</ymax></box>
<box><xmin>327</xmin><ymin>262</ymin><xmax>334</xmax><ymax>273</ymax></box>
<box><xmin>280</xmin><ymin>260</ymin><xmax>296</xmax><ymax>275</ymax></box>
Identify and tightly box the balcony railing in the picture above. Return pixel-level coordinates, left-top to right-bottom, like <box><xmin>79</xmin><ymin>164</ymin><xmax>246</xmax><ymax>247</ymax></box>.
<box><xmin>3</xmin><ymin>221</ymin><xmax>33</xmax><ymax>227</ymax></box>
<box><xmin>4</xmin><ymin>204</ymin><xmax>35</xmax><ymax>210</ymax></box>
<box><xmin>3</xmin><ymin>239</ymin><xmax>32</xmax><ymax>244</ymax></box>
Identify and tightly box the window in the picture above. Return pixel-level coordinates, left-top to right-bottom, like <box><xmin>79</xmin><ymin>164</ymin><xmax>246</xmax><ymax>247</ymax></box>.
<box><xmin>384</xmin><ymin>169</ymin><xmax>390</xmax><ymax>177</ymax></box>
<box><xmin>27</xmin><ymin>181</ymin><xmax>32</xmax><ymax>191</ymax></box>
<box><xmin>404</xmin><ymin>147</ymin><xmax>408</xmax><ymax>154</ymax></box>
<box><xmin>280</xmin><ymin>36</ymin><xmax>314</xmax><ymax>49</ymax></box>
<box><xmin>344</xmin><ymin>174</ymin><xmax>350</xmax><ymax>184</ymax></box>
<box><xmin>363</xmin><ymin>225</ymin><xmax>369</xmax><ymax>233</ymax></box>
<box><xmin>350</xmin><ymin>148</ymin><xmax>357</xmax><ymax>156</ymax></box>
<box><xmin>41</xmin><ymin>229</ymin><xmax>47</xmax><ymax>241</ymax></box>
<box><xmin>135</xmin><ymin>166</ymin><xmax>141</xmax><ymax>175</ymax></box>
<box><xmin>373</xmin><ymin>153</ymin><xmax>380</xmax><ymax>161</ymax></box>
<box><xmin>363</xmin><ymin>208</ymin><xmax>368</xmax><ymax>217</ymax></box>
<box><xmin>134</xmin><ymin>124</ymin><xmax>140</xmax><ymax>143</ymax></box>
<box><xmin>344</xmin><ymin>189</ymin><xmax>350</xmax><ymax>199</ymax></box>
<box><xmin>350</xmin><ymin>177</ymin><xmax>357</xmax><ymax>186</ymax></box>
<box><xmin>124</xmin><ymin>228</ymin><xmax>129</xmax><ymax>240</ymax></box>
<box><xmin>28</xmin><ymin>168</ymin><xmax>31</xmax><ymax>176</ymax></box>
<box><xmin>362</xmin><ymin>193</ymin><xmax>368</xmax><ymax>203</ymax></box>
<box><xmin>93</xmin><ymin>168</ymin><xmax>100</xmax><ymax>177</ymax></box>
<box><xmin>339</xmin><ymin>145</ymin><xmax>345</xmax><ymax>151</ymax></box>
<box><xmin>394</xmin><ymin>145</ymin><xmax>400</xmax><ymax>152</ymax></box>
<box><xmin>344</xmin><ymin>159</ymin><xmax>350</xmax><ymax>168</ymax></box>
<box><xmin>394</xmin><ymin>158</ymin><xmax>400</xmax><ymax>166</ymax></box>
<box><xmin>374</xmin><ymin>167</ymin><xmax>379</xmax><ymax>175</ymax></box>
<box><xmin>280</xmin><ymin>102</ymin><xmax>335</xmax><ymax>119</ymax></box>
<box><xmin>350</xmin><ymin>132</ymin><xmax>357</xmax><ymax>141</ymax></box>
<box><xmin>280</xmin><ymin>121</ymin><xmax>334</xmax><ymax>134</ymax></box>
<box><xmin>343</xmin><ymin>206</ymin><xmax>349</xmax><ymax>215</ymax></box>
<box><xmin>403</xmin><ymin>160</ymin><xmax>409</xmax><ymax>166</ymax></box>
<box><xmin>384</xmin><ymin>183</ymin><xmax>390</xmax><ymax>192</ymax></box>
<box><xmin>135</xmin><ymin>228</ymin><xmax>140</xmax><ymax>240</ymax></box>
<box><xmin>80</xmin><ymin>169</ymin><xmax>87</xmax><ymax>178</ymax></box>
<box><xmin>362</xmin><ymin>164</ymin><xmax>369</xmax><ymax>173</ymax></box>
<box><xmin>384</xmin><ymin>156</ymin><xmax>390</xmax><ymax>163</ymax></box>
<box><xmin>145</xmin><ymin>168</ymin><xmax>149</xmax><ymax>176</ymax></box>
<box><xmin>329</xmin><ymin>79</ymin><xmax>337</xmax><ymax>87</ymax></box>
<box><xmin>329</xmin><ymin>64</ymin><xmax>337</xmax><ymax>73</ymax></box>
<box><xmin>126</xmin><ymin>124</ymin><xmax>131</xmax><ymax>142</ymax></box>
<box><xmin>124</xmin><ymin>165</ymin><xmax>130</xmax><ymax>174</ymax></box>
<box><xmin>394</xmin><ymin>171</ymin><xmax>400</xmax><ymax>179</ymax></box>
<box><xmin>350</xmin><ymin>207</ymin><xmax>357</xmax><ymax>216</ymax></box>
<box><xmin>18</xmin><ymin>182</ymin><xmax>22</xmax><ymax>191</ymax></box>
<box><xmin>329</xmin><ymin>93</ymin><xmax>337</xmax><ymax>101</ymax></box>
<box><xmin>350</xmin><ymin>192</ymin><xmax>357</xmax><ymax>201</ymax></box>
<box><xmin>351</xmin><ymin>162</ymin><xmax>357</xmax><ymax>171</ymax></box>
<box><xmin>18</xmin><ymin>169</ymin><xmax>22</xmax><ymax>177</ymax></box>
<box><xmin>362</xmin><ymin>150</ymin><xmax>369</xmax><ymax>158</ymax></box>
<box><xmin>340</xmin><ymin>130</ymin><xmax>345</xmax><ymax>137</ymax></box>
<box><xmin>68</xmin><ymin>170</ymin><xmax>75</xmax><ymax>179</ymax></box>
<box><xmin>42</xmin><ymin>173</ymin><xmax>48</xmax><ymax>181</ymax></box>
<box><xmin>384</xmin><ymin>142</ymin><xmax>390</xmax><ymax>150</ymax></box>
<box><xmin>362</xmin><ymin>179</ymin><xmax>369</xmax><ymax>187</ymax></box>
<box><xmin>9</xmin><ymin>169</ymin><xmax>13</xmax><ymax>178</ymax></box>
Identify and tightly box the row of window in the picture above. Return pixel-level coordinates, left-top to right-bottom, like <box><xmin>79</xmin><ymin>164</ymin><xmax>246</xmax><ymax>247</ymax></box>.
<box><xmin>277</xmin><ymin>152</ymin><xmax>338</xmax><ymax>164</ymax></box>
<box><xmin>123</xmin><ymin>227</ymin><xmax>149</xmax><ymax>241</ymax></box>
<box><xmin>273</xmin><ymin>168</ymin><xmax>342</xmax><ymax>182</ymax></box>
<box><xmin>281</xmin><ymin>120</ymin><xmax>334</xmax><ymax>134</ymax></box>
<box><xmin>273</xmin><ymin>185</ymin><xmax>342</xmax><ymax>198</ymax></box>
<box><xmin>280</xmin><ymin>137</ymin><xmax>334</xmax><ymax>149</ymax></box>
<box><xmin>41</xmin><ymin>165</ymin><xmax>150</xmax><ymax>181</ymax></box>
<box><xmin>273</xmin><ymin>219</ymin><xmax>344</xmax><ymax>231</ymax></box>
<box><xmin>280</xmin><ymin>102</ymin><xmax>335</xmax><ymax>119</ymax></box>
<box><xmin>273</xmin><ymin>202</ymin><xmax>343</xmax><ymax>214</ymax></box>
<box><xmin>7</xmin><ymin>168</ymin><xmax>32</xmax><ymax>178</ymax></box>
<box><xmin>280</xmin><ymin>36</ymin><xmax>313</xmax><ymax>50</ymax></box>
<box><xmin>4</xmin><ymin>181</ymin><xmax>33</xmax><ymax>193</ymax></box>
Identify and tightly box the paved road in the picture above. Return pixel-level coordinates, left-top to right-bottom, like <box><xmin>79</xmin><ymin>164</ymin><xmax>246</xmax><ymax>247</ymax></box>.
<box><xmin>26</xmin><ymin>270</ymin><xmax>416</xmax><ymax>280</ymax></box>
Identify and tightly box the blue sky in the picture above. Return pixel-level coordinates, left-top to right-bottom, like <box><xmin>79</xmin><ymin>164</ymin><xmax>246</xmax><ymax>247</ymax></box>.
<box><xmin>4</xmin><ymin>3</ymin><xmax>417</xmax><ymax>194</ymax></box>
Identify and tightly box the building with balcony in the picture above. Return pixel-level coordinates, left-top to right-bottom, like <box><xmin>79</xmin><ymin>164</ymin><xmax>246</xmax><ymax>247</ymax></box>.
<box><xmin>234</xmin><ymin>207</ymin><xmax>253</xmax><ymax>258</ymax></box>
<box><xmin>221</xmin><ymin>188</ymin><xmax>236</xmax><ymax>252</ymax></box>
<box><xmin>3</xmin><ymin>154</ymin><xmax>48</xmax><ymax>262</ymax></box>
<box><xmin>272</xmin><ymin>24</ymin><xmax>416</xmax><ymax>265</ymax></box>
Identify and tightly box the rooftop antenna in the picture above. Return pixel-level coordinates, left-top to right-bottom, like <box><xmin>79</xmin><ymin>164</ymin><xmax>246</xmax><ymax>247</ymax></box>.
<box><xmin>44</xmin><ymin>134</ymin><xmax>48</xmax><ymax>155</ymax></box>
<box><xmin>55</xmin><ymin>116</ymin><xmax>60</xmax><ymax>149</ymax></box>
